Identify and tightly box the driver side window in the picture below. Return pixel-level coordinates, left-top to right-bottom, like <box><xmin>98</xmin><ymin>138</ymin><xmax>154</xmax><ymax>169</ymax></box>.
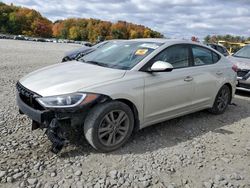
<box><xmin>152</xmin><ymin>45</ymin><xmax>190</xmax><ymax>68</ymax></box>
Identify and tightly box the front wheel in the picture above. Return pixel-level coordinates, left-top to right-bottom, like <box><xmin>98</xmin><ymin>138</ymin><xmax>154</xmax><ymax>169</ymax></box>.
<box><xmin>62</xmin><ymin>56</ymin><xmax>70</xmax><ymax>62</ymax></box>
<box><xmin>208</xmin><ymin>85</ymin><xmax>231</xmax><ymax>114</ymax></box>
<box><xmin>84</xmin><ymin>101</ymin><xmax>134</xmax><ymax>152</ymax></box>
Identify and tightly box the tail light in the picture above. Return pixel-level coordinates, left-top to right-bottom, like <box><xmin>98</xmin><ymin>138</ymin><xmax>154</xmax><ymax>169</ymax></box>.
<box><xmin>232</xmin><ymin>64</ymin><xmax>238</xmax><ymax>72</ymax></box>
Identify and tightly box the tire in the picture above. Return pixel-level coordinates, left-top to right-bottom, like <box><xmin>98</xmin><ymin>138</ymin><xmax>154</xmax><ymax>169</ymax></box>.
<box><xmin>62</xmin><ymin>56</ymin><xmax>70</xmax><ymax>62</ymax></box>
<box><xmin>208</xmin><ymin>85</ymin><xmax>231</xmax><ymax>115</ymax></box>
<box><xmin>84</xmin><ymin>101</ymin><xmax>134</xmax><ymax>152</ymax></box>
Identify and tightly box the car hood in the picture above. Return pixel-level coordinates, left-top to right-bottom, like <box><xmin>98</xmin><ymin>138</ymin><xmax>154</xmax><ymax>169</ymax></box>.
<box><xmin>64</xmin><ymin>46</ymin><xmax>91</xmax><ymax>58</ymax></box>
<box><xmin>227</xmin><ymin>56</ymin><xmax>250</xmax><ymax>70</ymax></box>
<box><xmin>19</xmin><ymin>61</ymin><xmax>126</xmax><ymax>96</ymax></box>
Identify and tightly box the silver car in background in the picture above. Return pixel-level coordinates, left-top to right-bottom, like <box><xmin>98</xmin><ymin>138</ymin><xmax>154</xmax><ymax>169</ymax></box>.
<box><xmin>228</xmin><ymin>45</ymin><xmax>250</xmax><ymax>92</ymax></box>
<box><xmin>16</xmin><ymin>39</ymin><xmax>237</xmax><ymax>153</ymax></box>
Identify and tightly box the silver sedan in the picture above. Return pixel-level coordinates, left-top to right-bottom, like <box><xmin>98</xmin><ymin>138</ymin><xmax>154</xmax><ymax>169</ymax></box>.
<box><xmin>228</xmin><ymin>45</ymin><xmax>250</xmax><ymax>92</ymax></box>
<box><xmin>16</xmin><ymin>39</ymin><xmax>237</xmax><ymax>153</ymax></box>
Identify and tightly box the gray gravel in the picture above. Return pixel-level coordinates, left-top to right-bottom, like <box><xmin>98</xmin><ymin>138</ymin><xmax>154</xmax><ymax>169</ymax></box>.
<box><xmin>0</xmin><ymin>39</ymin><xmax>250</xmax><ymax>188</ymax></box>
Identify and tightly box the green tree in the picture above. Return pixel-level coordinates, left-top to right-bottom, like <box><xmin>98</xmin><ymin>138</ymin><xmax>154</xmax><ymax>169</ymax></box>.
<box><xmin>0</xmin><ymin>3</ymin><xmax>16</xmax><ymax>33</ymax></box>
<box><xmin>69</xmin><ymin>26</ymin><xmax>80</xmax><ymax>40</ymax></box>
<box><xmin>204</xmin><ymin>35</ymin><xmax>211</xmax><ymax>43</ymax></box>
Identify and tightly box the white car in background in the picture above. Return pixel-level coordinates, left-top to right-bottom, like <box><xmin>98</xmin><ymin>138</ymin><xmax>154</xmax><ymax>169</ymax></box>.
<box><xmin>228</xmin><ymin>45</ymin><xmax>250</xmax><ymax>92</ymax></box>
<box><xmin>16</xmin><ymin>39</ymin><xmax>237</xmax><ymax>153</ymax></box>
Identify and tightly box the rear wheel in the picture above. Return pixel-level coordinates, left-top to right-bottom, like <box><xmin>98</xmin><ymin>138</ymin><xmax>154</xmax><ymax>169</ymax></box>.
<box><xmin>84</xmin><ymin>101</ymin><xmax>134</xmax><ymax>152</ymax></box>
<box><xmin>208</xmin><ymin>85</ymin><xmax>231</xmax><ymax>114</ymax></box>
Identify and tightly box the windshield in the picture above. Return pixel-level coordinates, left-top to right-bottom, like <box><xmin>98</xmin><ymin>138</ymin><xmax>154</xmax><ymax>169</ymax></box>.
<box><xmin>79</xmin><ymin>41</ymin><xmax>162</xmax><ymax>70</ymax></box>
<box><xmin>233</xmin><ymin>46</ymin><xmax>250</xmax><ymax>59</ymax></box>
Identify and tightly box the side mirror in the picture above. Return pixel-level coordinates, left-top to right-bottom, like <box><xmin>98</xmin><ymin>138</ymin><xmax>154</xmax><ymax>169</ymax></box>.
<box><xmin>149</xmin><ymin>61</ymin><xmax>174</xmax><ymax>72</ymax></box>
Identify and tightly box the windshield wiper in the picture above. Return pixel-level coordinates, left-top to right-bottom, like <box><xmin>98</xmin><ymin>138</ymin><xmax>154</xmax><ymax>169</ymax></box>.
<box><xmin>85</xmin><ymin>60</ymin><xmax>108</xmax><ymax>67</ymax></box>
<box><xmin>80</xmin><ymin>59</ymin><xmax>128</xmax><ymax>70</ymax></box>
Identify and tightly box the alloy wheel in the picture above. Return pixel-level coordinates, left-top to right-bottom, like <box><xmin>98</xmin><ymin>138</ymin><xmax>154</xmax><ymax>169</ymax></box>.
<box><xmin>216</xmin><ymin>87</ymin><xmax>229</xmax><ymax>111</ymax></box>
<box><xmin>98</xmin><ymin>110</ymin><xmax>130</xmax><ymax>147</ymax></box>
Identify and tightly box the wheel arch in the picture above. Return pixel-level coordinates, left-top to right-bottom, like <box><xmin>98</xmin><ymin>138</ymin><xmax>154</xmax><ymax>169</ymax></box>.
<box><xmin>115</xmin><ymin>98</ymin><xmax>140</xmax><ymax>132</ymax></box>
<box><xmin>223</xmin><ymin>82</ymin><xmax>233</xmax><ymax>103</ymax></box>
<box><xmin>213</xmin><ymin>82</ymin><xmax>234</xmax><ymax>105</ymax></box>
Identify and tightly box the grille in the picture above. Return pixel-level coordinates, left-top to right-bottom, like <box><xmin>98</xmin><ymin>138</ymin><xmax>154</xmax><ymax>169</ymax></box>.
<box><xmin>237</xmin><ymin>70</ymin><xmax>249</xmax><ymax>78</ymax></box>
<box><xmin>16</xmin><ymin>82</ymin><xmax>44</xmax><ymax>110</ymax></box>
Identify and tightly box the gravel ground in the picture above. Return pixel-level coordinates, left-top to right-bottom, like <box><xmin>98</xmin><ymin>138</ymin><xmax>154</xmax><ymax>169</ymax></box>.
<box><xmin>0</xmin><ymin>39</ymin><xmax>250</xmax><ymax>188</ymax></box>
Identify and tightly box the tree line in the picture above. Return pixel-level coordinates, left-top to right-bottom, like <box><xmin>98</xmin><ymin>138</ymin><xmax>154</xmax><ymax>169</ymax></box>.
<box><xmin>204</xmin><ymin>34</ymin><xmax>250</xmax><ymax>52</ymax></box>
<box><xmin>0</xmin><ymin>2</ymin><xmax>53</xmax><ymax>38</ymax></box>
<box><xmin>204</xmin><ymin>34</ymin><xmax>250</xmax><ymax>43</ymax></box>
<box><xmin>0</xmin><ymin>2</ymin><xmax>163</xmax><ymax>42</ymax></box>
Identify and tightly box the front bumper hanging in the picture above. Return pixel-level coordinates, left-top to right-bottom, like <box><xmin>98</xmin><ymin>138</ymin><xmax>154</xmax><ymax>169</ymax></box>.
<box><xmin>45</xmin><ymin>118</ymin><xmax>66</xmax><ymax>154</ymax></box>
<box><xmin>17</xmin><ymin>93</ymin><xmax>81</xmax><ymax>153</ymax></box>
<box><xmin>16</xmin><ymin>83</ymin><xmax>111</xmax><ymax>153</ymax></box>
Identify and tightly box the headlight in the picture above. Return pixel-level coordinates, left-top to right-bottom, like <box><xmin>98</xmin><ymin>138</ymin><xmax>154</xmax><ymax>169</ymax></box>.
<box><xmin>36</xmin><ymin>93</ymin><xmax>97</xmax><ymax>108</ymax></box>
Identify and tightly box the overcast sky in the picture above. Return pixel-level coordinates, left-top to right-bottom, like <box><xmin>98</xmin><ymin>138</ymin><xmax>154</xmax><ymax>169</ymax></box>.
<box><xmin>2</xmin><ymin>0</ymin><xmax>250</xmax><ymax>39</ymax></box>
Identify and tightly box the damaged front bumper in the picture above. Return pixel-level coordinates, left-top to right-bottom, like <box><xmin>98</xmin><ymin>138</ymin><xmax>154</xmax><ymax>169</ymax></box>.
<box><xmin>17</xmin><ymin>93</ymin><xmax>53</xmax><ymax>124</ymax></box>
<box><xmin>16</xmin><ymin>84</ymin><xmax>109</xmax><ymax>153</ymax></box>
<box><xmin>17</xmin><ymin>93</ymin><xmax>86</xmax><ymax>153</ymax></box>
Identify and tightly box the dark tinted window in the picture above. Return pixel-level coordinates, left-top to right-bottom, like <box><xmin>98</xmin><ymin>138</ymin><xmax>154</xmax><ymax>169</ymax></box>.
<box><xmin>192</xmin><ymin>46</ymin><xmax>213</xmax><ymax>66</ymax></box>
<box><xmin>216</xmin><ymin>46</ymin><xmax>224</xmax><ymax>54</ymax></box>
<box><xmin>152</xmin><ymin>45</ymin><xmax>190</xmax><ymax>68</ymax></box>
<box><xmin>209</xmin><ymin>44</ymin><xmax>216</xmax><ymax>49</ymax></box>
<box><xmin>212</xmin><ymin>52</ymin><xmax>220</xmax><ymax>63</ymax></box>
<box><xmin>222</xmin><ymin>47</ymin><xmax>229</xmax><ymax>56</ymax></box>
<box><xmin>222</xmin><ymin>47</ymin><xmax>227</xmax><ymax>53</ymax></box>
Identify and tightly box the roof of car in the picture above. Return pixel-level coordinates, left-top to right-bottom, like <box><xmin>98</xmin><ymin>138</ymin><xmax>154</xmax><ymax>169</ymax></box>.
<box><xmin>129</xmin><ymin>38</ymin><xmax>199</xmax><ymax>45</ymax></box>
<box><xmin>130</xmin><ymin>38</ymin><xmax>180</xmax><ymax>43</ymax></box>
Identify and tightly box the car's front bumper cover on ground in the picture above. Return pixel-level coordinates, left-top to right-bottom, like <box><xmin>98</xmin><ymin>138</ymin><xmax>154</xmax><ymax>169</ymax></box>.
<box><xmin>16</xmin><ymin>82</ymin><xmax>110</xmax><ymax>153</ymax></box>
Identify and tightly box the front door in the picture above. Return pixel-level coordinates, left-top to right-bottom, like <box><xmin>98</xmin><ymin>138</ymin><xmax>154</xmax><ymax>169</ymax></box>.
<box><xmin>143</xmin><ymin>44</ymin><xmax>194</xmax><ymax>126</ymax></box>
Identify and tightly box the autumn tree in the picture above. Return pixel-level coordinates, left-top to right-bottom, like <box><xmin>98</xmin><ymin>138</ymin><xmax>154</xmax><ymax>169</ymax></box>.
<box><xmin>52</xmin><ymin>21</ymin><xmax>64</xmax><ymax>38</ymax></box>
<box><xmin>95</xmin><ymin>21</ymin><xmax>112</xmax><ymax>41</ymax></box>
<box><xmin>143</xmin><ymin>29</ymin><xmax>151</xmax><ymax>38</ymax></box>
<box><xmin>111</xmin><ymin>21</ymin><xmax>129</xmax><ymax>39</ymax></box>
<box><xmin>32</xmin><ymin>18</ymin><xmax>52</xmax><ymax>38</ymax></box>
<box><xmin>0</xmin><ymin>2</ymin><xmax>164</xmax><ymax>41</ymax></box>
<box><xmin>129</xmin><ymin>30</ymin><xmax>138</xmax><ymax>39</ymax></box>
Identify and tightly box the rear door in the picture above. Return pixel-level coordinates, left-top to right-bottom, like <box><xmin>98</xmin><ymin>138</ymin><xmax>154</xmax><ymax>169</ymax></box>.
<box><xmin>189</xmin><ymin>45</ymin><xmax>223</xmax><ymax>108</ymax></box>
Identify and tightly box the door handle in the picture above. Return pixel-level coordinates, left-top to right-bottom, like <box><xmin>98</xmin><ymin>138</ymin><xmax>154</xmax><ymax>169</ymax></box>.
<box><xmin>216</xmin><ymin>71</ymin><xmax>223</xmax><ymax>75</ymax></box>
<box><xmin>184</xmin><ymin>76</ymin><xmax>193</xmax><ymax>82</ymax></box>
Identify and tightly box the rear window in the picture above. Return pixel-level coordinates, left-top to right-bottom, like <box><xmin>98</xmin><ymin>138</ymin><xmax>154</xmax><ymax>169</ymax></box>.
<box><xmin>192</xmin><ymin>45</ymin><xmax>220</xmax><ymax>66</ymax></box>
<box><xmin>192</xmin><ymin>46</ymin><xmax>213</xmax><ymax>66</ymax></box>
